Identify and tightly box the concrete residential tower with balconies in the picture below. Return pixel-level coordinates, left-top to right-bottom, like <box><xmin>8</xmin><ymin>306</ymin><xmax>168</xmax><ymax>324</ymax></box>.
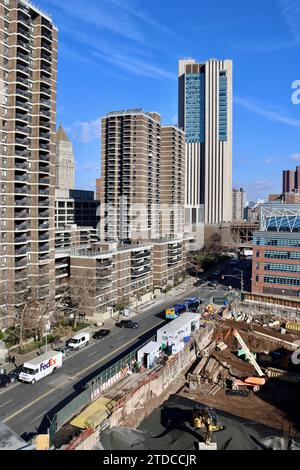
<box><xmin>0</xmin><ymin>0</ymin><xmax>57</xmax><ymax>313</ymax></box>
<box><xmin>101</xmin><ymin>109</ymin><xmax>161</xmax><ymax>242</ymax></box>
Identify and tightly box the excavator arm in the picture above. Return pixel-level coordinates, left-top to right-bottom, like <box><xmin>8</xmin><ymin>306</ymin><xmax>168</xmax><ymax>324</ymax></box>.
<box><xmin>233</xmin><ymin>329</ymin><xmax>265</xmax><ymax>377</ymax></box>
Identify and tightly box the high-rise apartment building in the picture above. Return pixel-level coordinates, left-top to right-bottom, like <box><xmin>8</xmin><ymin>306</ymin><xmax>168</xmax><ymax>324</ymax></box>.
<box><xmin>160</xmin><ymin>126</ymin><xmax>185</xmax><ymax>238</ymax></box>
<box><xmin>232</xmin><ymin>188</ymin><xmax>246</xmax><ymax>221</ymax></box>
<box><xmin>101</xmin><ymin>109</ymin><xmax>161</xmax><ymax>241</ymax></box>
<box><xmin>0</xmin><ymin>0</ymin><xmax>57</xmax><ymax>313</ymax></box>
<box><xmin>179</xmin><ymin>58</ymin><xmax>233</xmax><ymax>225</ymax></box>
<box><xmin>55</xmin><ymin>123</ymin><xmax>74</xmax><ymax>191</ymax></box>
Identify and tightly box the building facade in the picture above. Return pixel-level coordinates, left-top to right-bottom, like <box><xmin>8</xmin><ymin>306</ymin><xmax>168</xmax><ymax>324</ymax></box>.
<box><xmin>101</xmin><ymin>109</ymin><xmax>161</xmax><ymax>242</ymax></box>
<box><xmin>282</xmin><ymin>166</ymin><xmax>300</xmax><ymax>194</ymax></box>
<box><xmin>232</xmin><ymin>188</ymin><xmax>246</xmax><ymax>221</ymax></box>
<box><xmin>0</xmin><ymin>0</ymin><xmax>57</xmax><ymax>312</ymax></box>
<box><xmin>55</xmin><ymin>123</ymin><xmax>74</xmax><ymax>191</ymax></box>
<box><xmin>160</xmin><ymin>126</ymin><xmax>185</xmax><ymax>238</ymax></box>
<box><xmin>69</xmin><ymin>189</ymin><xmax>100</xmax><ymax>229</ymax></box>
<box><xmin>178</xmin><ymin>58</ymin><xmax>233</xmax><ymax>225</ymax></box>
<box><xmin>55</xmin><ymin>188</ymin><xmax>74</xmax><ymax>228</ymax></box>
<box><xmin>252</xmin><ymin>204</ymin><xmax>300</xmax><ymax>299</ymax></box>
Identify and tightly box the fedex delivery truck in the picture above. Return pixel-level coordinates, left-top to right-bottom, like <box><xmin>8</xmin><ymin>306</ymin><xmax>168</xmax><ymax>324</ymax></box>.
<box><xmin>19</xmin><ymin>351</ymin><xmax>63</xmax><ymax>385</ymax></box>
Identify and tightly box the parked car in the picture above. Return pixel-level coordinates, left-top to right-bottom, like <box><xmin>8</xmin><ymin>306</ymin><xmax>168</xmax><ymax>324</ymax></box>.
<box><xmin>0</xmin><ymin>374</ymin><xmax>10</xmax><ymax>388</ymax></box>
<box><xmin>208</xmin><ymin>282</ymin><xmax>217</xmax><ymax>288</ymax></box>
<box><xmin>93</xmin><ymin>329</ymin><xmax>111</xmax><ymax>340</ymax></box>
<box><xmin>116</xmin><ymin>320</ymin><xmax>139</xmax><ymax>329</ymax></box>
<box><xmin>67</xmin><ymin>332</ymin><xmax>90</xmax><ymax>350</ymax></box>
<box><xmin>193</xmin><ymin>279</ymin><xmax>205</xmax><ymax>287</ymax></box>
<box><xmin>8</xmin><ymin>366</ymin><xmax>23</xmax><ymax>383</ymax></box>
<box><xmin>53</xmin><ymin>345</ymin><xmax>70</xmax><ymax>358</ymax></box>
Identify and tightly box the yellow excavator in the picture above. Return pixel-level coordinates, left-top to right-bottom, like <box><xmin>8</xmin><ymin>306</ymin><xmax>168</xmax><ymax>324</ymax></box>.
<box><xmin>192</xmin><ymin>407</ymin><xmax>224</xmax><ymax>445</ymax></box>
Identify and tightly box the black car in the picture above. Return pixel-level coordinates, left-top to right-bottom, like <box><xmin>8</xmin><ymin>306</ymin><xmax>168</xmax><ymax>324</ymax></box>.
<box><xmin>193</xmin><ymin>279</ymin><xmax>205</xmax><ymax>287</ymax></box>
<box><xmin>208</xmin><ymin>281</ymin><xmax>217</xmax><ymax>288</ymax></box>
<box><xmin>116</xmin><ymin>320</ymin><xmax>139</xmax><ymax>329</ymax></box>
<box><xmin>0</xmin><ymin>374</ymin><xmax>10</xmax><ymax>388</ymax></box>
<box><xmin>8</xmin><ymin>366</ymin><xmax>23</xmax><ymax>383</ymax></box>
<box><xmin>93</xmin><ymin>329</ymin><xmax>111</xmax><ymax>340</ymax></box>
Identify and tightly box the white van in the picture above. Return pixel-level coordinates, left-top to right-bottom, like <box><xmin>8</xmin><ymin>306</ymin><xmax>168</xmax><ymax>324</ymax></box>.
<box><xmin>67</xmin><ymin>332</ymin><xmax>90</xmax><ymax>350</ymax></box>
<box><xmin>19</xmin><ymin>351</ymin><xmax>63</xmax><ymax>385</ymax></box>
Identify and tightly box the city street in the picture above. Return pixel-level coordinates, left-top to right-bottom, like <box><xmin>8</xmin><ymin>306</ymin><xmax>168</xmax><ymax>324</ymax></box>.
<box><xmin>0</xmin><ymin>283</ymin><xmax>227</xmax><ymax>440</ymax></box>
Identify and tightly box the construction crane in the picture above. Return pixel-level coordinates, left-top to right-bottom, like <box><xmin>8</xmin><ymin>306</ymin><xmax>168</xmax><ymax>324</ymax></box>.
<box><xmin>225</xmin><ymin>328</ymin><xmax>265</xmax><ymax>378</ymax></box>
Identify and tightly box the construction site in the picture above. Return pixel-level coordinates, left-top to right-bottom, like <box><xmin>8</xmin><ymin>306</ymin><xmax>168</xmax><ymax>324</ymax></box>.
<box><xmin>50</xmin><ymin>299</ymin><xmax>300</xmax><ymax>451</ymax></box>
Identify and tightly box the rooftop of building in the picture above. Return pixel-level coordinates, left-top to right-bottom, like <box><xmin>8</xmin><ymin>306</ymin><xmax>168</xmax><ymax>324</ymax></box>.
<box><xmin>20</xmin><ymin>0</ymin><xmax>56</xmax><ymax>27</ymax></box>
<box><xmin>105</xmin><ymin>108</ymin><xmax>161</xmax><ymax>122</ymax></box>
<box><xmin>55</xmin><ymin>242</ymin><xmax>153</xmax><ymax>259</ymax></box>
<box><xmin>56</xmin><ymin>123</ymin><xmax>71</xmax><ymax>143</ymax></box>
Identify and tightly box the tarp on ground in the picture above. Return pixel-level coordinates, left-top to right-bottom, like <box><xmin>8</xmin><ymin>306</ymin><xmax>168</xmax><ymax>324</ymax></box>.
<box><xmin>99</xmin><ymin>394</ymin><xmax>300</xmax><ymax>451</ymax></box>
<box><xmin>71</xmin><ymin>397</ymin><xmax>115</xmax><ymax>430</ymax></box>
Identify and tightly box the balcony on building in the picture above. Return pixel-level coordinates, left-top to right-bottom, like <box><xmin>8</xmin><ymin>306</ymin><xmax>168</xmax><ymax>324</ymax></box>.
<box><xmin>17</xmin><ymin>38</ymin><xmax>30</xmax><ymax>52</ymax></box>
<box><xmin>39</xmin><ymin>154</ymin><xmax>50</xmax><ymax>162</ymax></box>
<box><xmin>39</xmin><ymin>209</ymin><xmax>49</xmax><ymax>218</ymax></box>
<box><xmin>14</xmin><ymin>173</ymin><xmax>28</xmax><ymax>183</ymax></box>
<box><xmin>41</xmin><ymin>62</ymin><xmax>51</xmax><ymax>75</ymax></box>
<box><xmin>14</xmin><ymin>183</ymin><xmax>27</xmax><ymax>196</ymax></box>
<box><xmin>131</xmin><ymin>266</ymin><xmax>151</xmax><ymax>278</ymax></box>
<box><xmin>168</xmin><ymin>256</ymin><xmax>182</xmax><ymax>266</ymax></box>
<box><xmin>40</xmin><ymin>108</ymin><xmax>51</xmax><ymax>119</ymax></box>
<box><xmin>15</xmin><ymin>135</ymin><xmax>28</xmax><ymax>148</ymax></box>
<box><xmin>39</xmin><ymin>221</ymin><xmax>49</xmax><ymax>230</ymax></box>
<box><xmin>16</xmin><ymin>61</ymin><xmax>29</xmax><ymax>75</ymax></box>
<box><xmin>39</xmin><ymin>186</ymin><xmax>50</xmax><ymax>196</ymax></box>
<box><xmin>15</xmin><ymin>196</ymin><xmax>28</xmax><ymax>207</ymax></box>
<box><xmin>14</xmin><ymin>230</ymin><xmax>27</xmax><ymax>242</ymax></box>
<box><xmin>39</xmin><ymin>163</ymin><xmax>50</xmax><ymax>174</ymax></box>
<box><xmin>39</xmin><ymin>254</ymin><xmax>50</xmax><ymax>262</ymax></box>
<box><xmin>40</xmin><ymin>83</ymin><xmax>51</xmax><ymax>96</ymax></box>
<box><xmin>15</xmin><ymin>112</ymin><xmax>28</xmax><ymax>123</ymax></box>
<box><xmin>39</xmin><ymin>243</ymin><xmax>50</xmax><ymax>253</ymax></box>
<box><xmin>39</xmin><ymin>142</ymin><xmax>50</xmax><ymax>151</ymax></box>
<box><xmin>15</xmin><ymin>245</ymin><xmax>28</xmax><ymax>257</ymax></box>
<box><xmin>17</xmin><ymin>24</ymin><xmax>30</xmax><ymax>40</ymax></box>
<box><xmin>39</xmin><ymin>176</ymin><xmax>50</xmax><ymax>185</ymax></box>
<box><xmin>39</xmin><ymin>199</ymin><xmax>50</xmax><ymax>208</ymax></box>
<box><xmin>40</xmin><ymin>130</ymin><xmax>50</xmax><ymax>140</ymax></box>
<box><xmin>15</xmin><ymin>221</ymin><xmax>28</xmax><ymax>231</ymax></box>
<box><xmin>15</xmin><ymin>257</ymin><xmax>27</xmax><ymax>269</ymax></box>
<box><xmin>131</xmin><ymin>249</ymin><xmax>151</xmax><ymax>260</ymax></box>
<box><xmin>15</xmin><ymin>208</ymin><xmax>28</xmax><ymax>219</ymax></box>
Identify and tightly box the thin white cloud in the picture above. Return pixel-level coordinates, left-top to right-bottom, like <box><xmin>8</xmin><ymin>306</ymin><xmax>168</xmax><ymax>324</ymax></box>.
<box><xmin>231</xmin><ymin>38</ymin><xmax>297</xmax><ymax>53</ymax></box>
<box><xmin>92</xmin><ymin>50</ymin><xmax>176</xmax><ymax>81</ymax></box>
<box><xmin>235</xmin><ymin>96</ymin><xmax>300</xmax><ymax>129</ymax></box>
<box><xmin>290</xmin><ymin>153</ymin><xmax>300</xmax><ymax>161</ymax></box>
<box><xmin>66</xmin><ymin>118</ymin><xmax>101</xmax><ymax>144</ymax></box>
<box><xmin>46</xmin><ymin>0</ymin><xmax>144</xmax><ymax>42</ymax></box>
<box><xmin>110</xmin><ymin>0</ymin><xmax>183</xmax><ymax>40</ymax></box>
<box><xmin>278</xmin><ymin>0</ymin><xmax>300</xmax><ymax>42</ymax></box>
<box><xmin>77</xmin><ymin>163</ymin><xmax>101</xmax><ymax>172</ymax></box>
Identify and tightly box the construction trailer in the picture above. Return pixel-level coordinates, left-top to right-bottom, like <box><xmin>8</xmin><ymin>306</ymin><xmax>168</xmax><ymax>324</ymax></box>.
<box><xmin>156</xmin><ymin>312</ymin><xmax>200</xmax><ymax>354</ymax></box>
<box><xmin>137</xmin><ymin>342</ymin><xmax>162</xmax><ymax>369</ymax></box>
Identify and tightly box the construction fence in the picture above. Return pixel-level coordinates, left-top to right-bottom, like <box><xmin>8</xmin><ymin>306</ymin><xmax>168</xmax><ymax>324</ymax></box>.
<box><xmin>49</xmin><ymin>334</ymin><xmax>156</xmax><ymax>447</ymax></box>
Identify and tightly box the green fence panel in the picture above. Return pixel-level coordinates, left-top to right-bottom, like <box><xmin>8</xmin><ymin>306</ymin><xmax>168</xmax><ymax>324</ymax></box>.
<box><xmin>56</xmin><ymin>387</ymin><xmax>90</xmax><ymax>430</ymax></box>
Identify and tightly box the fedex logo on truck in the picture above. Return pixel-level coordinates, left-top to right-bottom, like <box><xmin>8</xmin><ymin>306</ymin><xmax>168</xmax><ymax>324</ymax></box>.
<box><xmin>40</xmin><ymin>357</ymin><xmax>57</xmax><ymax>371</ymax></box>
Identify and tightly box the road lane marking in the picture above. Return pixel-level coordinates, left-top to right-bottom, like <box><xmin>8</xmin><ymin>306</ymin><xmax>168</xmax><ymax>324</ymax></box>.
<box><xmin>88</xmin><ymin>351</ymin><xmax>98</xmax><ymax>357</ymax></box>
<box><xmin>3</xmin><ymin>389</ymin><xmax>54</xmax><ymax>424</ymax></box>
<box><xmin>30</xmin><ymin>411</ymin><xmax>48</xmax><ymax>423</ymax></box>
<box><xmin>2</xmin><ymin>321</ymin><xmax>161</xmax><ymax>424</ymax></box>
<box><xmin>0</xmin><ymin>399</ymin><xmax>12</xmax><ymax>409</ymax></box>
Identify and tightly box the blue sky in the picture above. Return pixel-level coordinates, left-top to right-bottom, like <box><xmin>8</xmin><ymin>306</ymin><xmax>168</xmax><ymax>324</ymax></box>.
<box><xmin>38</xmin><ymin>0</ymin><xmax>300</xmax><ymax>201</ymax></box>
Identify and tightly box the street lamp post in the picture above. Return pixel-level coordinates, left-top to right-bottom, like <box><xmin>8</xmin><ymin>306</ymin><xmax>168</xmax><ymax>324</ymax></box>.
<box><xmin>233</xmin><ymin>269</ymin><xmax>245</xmax><ymax>292</ymax></box>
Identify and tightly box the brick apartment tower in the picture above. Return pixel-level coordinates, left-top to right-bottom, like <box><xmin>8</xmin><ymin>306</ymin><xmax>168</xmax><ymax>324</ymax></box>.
<box><xmin>160</xmin><ymin>126</ymin><xmax>185</xmax><ymax>238</ymax></box>
<box><xmin>101</xmin><ymin>109</ymin><xmax>161</xmax><ymax>241</ymax></box>
<box><xmin>0</xmin><ymin>0</ymin><xmax>57</xmax><ymax>314</ymax></box>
